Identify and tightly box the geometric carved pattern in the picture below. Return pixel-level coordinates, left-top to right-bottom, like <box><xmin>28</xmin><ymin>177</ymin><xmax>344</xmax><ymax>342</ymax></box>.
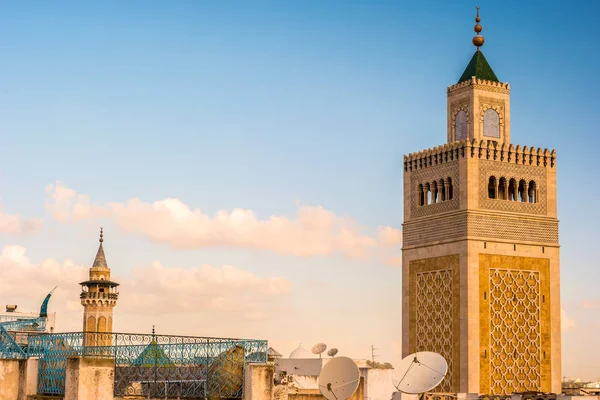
<box><xmin>478</xmin><ymin>160</ymin><xmax>547</xmax><ymax>215</ymax></box>
<box><xmin>409</xmin><ymin>255</ymin><xmax>460</xmax><ymax>393</ymax></box>
<box><xmin>411</xmin><ymin>160</ymin><xmax>460</xmax><ymax>218</ymax></box>
<box><xmin>402</xmin><ymin>212</ymin><xmax>558</xmax><ymax>247</ymax></box>
<box><xmin>415</xmin><ymin>269</ymin><xmax>454</xmax><ymax>393</ymax></box>
<box><xmin>479</xmin><ymin>254</ymin><xmax>552</xmax><ymax>395</ymax></box>
<box><xmin>488</xmin><ymin>269</ymin><xmax>541</xmax><ymax>394</ymax></box>
<box><xmin>403</xmin><ymin>213</ymin><xmax>467</xmax><ymax>247</ymax></box>
<box><xmin>467</xmin><ymin>214</ymin><xmax>559</xmax><ymax>244</ymax></box>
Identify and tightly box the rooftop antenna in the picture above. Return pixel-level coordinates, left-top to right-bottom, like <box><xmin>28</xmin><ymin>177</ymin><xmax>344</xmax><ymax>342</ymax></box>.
<box><xmin>327</xmin><ymin>348</ymin><xmax>339</xmax><ymax>358</ymax></box>
<box><xmin>312</xmin><ymin>343</ymin><xmax>327</xmax><ymax>359</ymax></box>
<box><xmin>318</xmin><ymin>356</ymin><xmax>360</xmax><ymax>400</ymax></box>
<box><xmin>391</xmin><ymin>351</ymin><xmax>448</xmax><ymax>396</ymax></box>
<box><xmin>371</xmin><ymin>345</ymin><xmax>378</xmax><ymax>366</ymax></box>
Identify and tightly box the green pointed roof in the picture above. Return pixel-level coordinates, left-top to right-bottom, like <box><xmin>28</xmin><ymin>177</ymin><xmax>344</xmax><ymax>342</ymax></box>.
<box><xmin>132</xmin><ymin>340</ymin><xmax>175</xmax><ymax>367</ymax></box>
<box><xmin>457</xmin><ymin>50</ymin><xmax>499</xmax><ymax>84</ymax></box>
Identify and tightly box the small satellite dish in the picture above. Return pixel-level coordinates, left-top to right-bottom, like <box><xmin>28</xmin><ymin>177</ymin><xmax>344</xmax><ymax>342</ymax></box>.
<box><xmin>327</xmin><ymin>348</ymin><xmax>338</xmax><ymax>358</ymax></box>
<box><xmin>318</xmin><ymin>356</ymin><xmax>360</xmax><ymax>400</ymax></box>
<box><xmin>312</xmin><ymin>343</ymin><xmax>327</xmax><ymax>358</ymax></box>
<box><xmin>393</xmin><ymin>351</ymin><xmax>447</xmax><ymax>394</ymax></box>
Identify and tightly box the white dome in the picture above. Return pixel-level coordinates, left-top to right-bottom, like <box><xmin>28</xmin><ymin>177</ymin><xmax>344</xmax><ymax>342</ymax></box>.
<box><xmin>289</xmin><ymin>344</ymin><xmax>313</xmax><ymax>359</ymax></box>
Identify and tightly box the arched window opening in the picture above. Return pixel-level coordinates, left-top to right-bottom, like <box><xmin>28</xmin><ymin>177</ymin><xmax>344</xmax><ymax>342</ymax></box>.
<box><xmin>418</xmin><ymin>184</ymin><xmax>424</xmax><ymax>206</ymax></box>
<box><xmin>488</xmin><ymin>176</ymin><xmax>497</xmax><ymax>199</ymax></box>
<box><xmin>433</xmin><ymin>182</ymin><xmax>440</xmax><ymax>204</ymax></box>
<box><xmin>508</xmin><ymin>178</ymin><xmax>517</xmax><ymax>201</ymax></box>
<box><xmin>439</xmin><ymin>179</ymin><xmax>446</xmax><ymax>201</ymax></box>
<box><xmin>518</xmin><ymin>180</ymin><xmax>527</xmax><ymax>202</ymax></box>
<box><xmin>455</xmin><ymin>110</ymin><xmax>468</xmax><ymax>141</ymax></box>
<box><xmin>528</xmin><ymin>181</ymin><xmax>537</xmax><ymax>203</ymax></box>
<box><xmin>498</xmin><ymin>178</ymin><xmax>507</xmax><ymax>200</ymax></box>
<box><xmin>426</xmin><ymin>184</ymin><xmax>432</xmax><ymax>205</ymax></box>
<box><xmin>483</xmin><ymin>109</ymin><xmax>501</xmax><ymax>138</ymax></box>
<box><xmin>447</xmin><ymin>177</ymin><xmax>453</xmax><ymax>200</ymax></box>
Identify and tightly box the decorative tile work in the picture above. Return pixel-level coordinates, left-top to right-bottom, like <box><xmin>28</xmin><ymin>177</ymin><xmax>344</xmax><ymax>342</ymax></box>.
<box><xmin>416</xmin><ymin>270</ymin><xmax>454</xmax><ymax>392</ymax></box>
<box><xmin>468</xmin><ymin>214</ymin><xmax>558</xmax><ymax>244</ymax></box>
<box><xmin>489</xmin><ymin>269</ymin><xmax>541</xmax><ymax>393</ymax></box>
<box><xmin>478</xmin><ymin>160</ymin><xmax>547</xmax><ymax>215</ymax></box>
<box><xmin>409</xmin><ymin>255</ymin><xmax>460</xmax><ymax>392</ymax></box>
<box><xmin>403</xmin><ymin>212</ymin><xmax>558</xmax><ymax>248</ymax></box>
<box><xmin>479</xmin><ymin>255</ymin><xmax>551</xmax><ymax>395</ymax></box>
<box><xmin>403</xmin><ymin>213</ymin><xmax>466</xmax><ymax>247</ymax></box>
<box><xmin>411</xmin><ymin>160</ymin><xmax>460</xmax><ymax>218</ymax></box>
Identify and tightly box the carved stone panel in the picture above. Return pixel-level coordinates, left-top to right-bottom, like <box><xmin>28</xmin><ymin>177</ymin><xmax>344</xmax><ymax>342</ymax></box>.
<box><xmin>409</xmin><ymin>255</ymin><xmax>460</xmax><ymax>393</ymax></box>
<box><xmin>479</xmin><ymin>254</ymin><xmax>551</xmax><ymax>395</ymax></box>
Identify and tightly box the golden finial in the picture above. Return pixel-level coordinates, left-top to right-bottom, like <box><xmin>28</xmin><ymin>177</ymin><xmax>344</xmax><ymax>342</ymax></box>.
<box><xmin>472</xmin><ymin>5</ymin><xmax>484</xmax><ymax>50</ymax></box>
<box><xmin>99</xmin><ymin>227</ymin><xmax>104</xmax><ymax>243</ymax></box>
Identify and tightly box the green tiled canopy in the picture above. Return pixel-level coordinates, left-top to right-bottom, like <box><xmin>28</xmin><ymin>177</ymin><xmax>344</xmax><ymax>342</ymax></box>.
<box><xmin>132</xmin><ymin>340</ymin><xmax>175</xmax><ymax>367</ymax></box>
<box><xmin>457</xmin><ymin>50</ymin><xmax>499</xmax><ymax>84</ymax></box>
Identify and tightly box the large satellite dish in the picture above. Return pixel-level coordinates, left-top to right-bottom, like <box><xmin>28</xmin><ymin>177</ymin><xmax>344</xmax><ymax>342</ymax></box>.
<box><xmin>318</xmin><ymin>356</ymin><xmax>360</xmax><ymax>400</ymax></box>
<box><xmin>393</xmin><ymin>351</ymin><xmax>447</xmax><ymax>394</ymax></box>
<box><xmin>312</xmin><ymin>343</ymin><xmax>327</xmax><ymax>358</ymax></box>
<box><xmin>327</xmin><ymin>348</ymin><xmax>338</xmax><ymax>358</ymax></box>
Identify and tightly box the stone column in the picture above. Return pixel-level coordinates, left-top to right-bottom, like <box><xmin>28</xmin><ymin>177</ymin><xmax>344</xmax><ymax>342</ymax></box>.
<box><xmin>494</xmin><ymin>179</ymin><xmax>499</xmax><ymax>199</ymax></box>
<box><xmin>524</xmin><ymin>182</ymin><xmax>529</xmax><ymax>203</ymax></box>
<box><xmin>444</xmin><ymin>180</ymin><xmax>450</xmax><ymax>201</ymax></box>
<box><xmin>417</xmin><ymin>186</ymin><xmax>424</xmax><ymax>206</ymax></box>
<box><xmin>244</xmin><ymin>363</ymin><xmax>274</xmax><ymax>400</ymax></box>
<box><xmin>64</xmin><ymin>357</ymin><xmax>115</xmax><ymax>400</ymax></box>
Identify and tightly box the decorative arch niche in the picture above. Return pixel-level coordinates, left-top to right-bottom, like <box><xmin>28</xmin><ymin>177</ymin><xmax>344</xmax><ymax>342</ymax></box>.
<box><xmin>482</xmin><ymin>107</ymin><xmax>502</xmax><ymax>138</ymax></box>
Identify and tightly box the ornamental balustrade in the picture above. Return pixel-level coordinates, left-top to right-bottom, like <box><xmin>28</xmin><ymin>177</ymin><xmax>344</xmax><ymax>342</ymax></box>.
<box><xmin>0</xmin><ymin>326</ymin><xmax>267</xmax><ymax>399</ymax></box>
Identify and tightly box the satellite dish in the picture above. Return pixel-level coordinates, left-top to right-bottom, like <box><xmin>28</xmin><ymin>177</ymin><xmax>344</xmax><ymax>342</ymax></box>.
<box><xmin>318</xmin><ymin>356</ymin><xmax>360</xmax><ymax>400</ymax></box>
<box><xmin>312</xmin><ymin>343</ymin><xmax>327</xmax><ymax>358</ymax></box>
<box><xmin>392</xmin><ymin>351</ymin><xmax>447</xmax><ymax>394</ymax></box>
<box><xmin>327</xmin><ymin>348</ymin><xmax>338</xmax><ymax>358</ymax></box>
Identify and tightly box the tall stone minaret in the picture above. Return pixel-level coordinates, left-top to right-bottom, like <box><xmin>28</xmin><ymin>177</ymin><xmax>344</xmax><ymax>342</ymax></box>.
<box><xmin>80</xmin><ymin>228</ymin><xmax>119</xmax><ymax>346</ymax></box>
<box><xmin>402</xmin><ymin>7</ymin><xmax>560</xmax><ymax>395</ymax></box>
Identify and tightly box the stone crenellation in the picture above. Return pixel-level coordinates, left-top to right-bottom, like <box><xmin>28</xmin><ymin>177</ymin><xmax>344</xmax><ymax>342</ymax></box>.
<box><xmin>404</xmin><ymin>139</ymin><xmax>556</xmax><ymax>172</ymax></box>
<box><xmin>447</xmin><ymin>77</ymin><xmax>511</xmax><ymax>95</ymax></box>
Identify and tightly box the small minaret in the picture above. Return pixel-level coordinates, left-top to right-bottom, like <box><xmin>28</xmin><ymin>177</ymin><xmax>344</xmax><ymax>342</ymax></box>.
<box><xmin>80</xmin><ymin>228</ymin><xmax>119</xmax><ymax>346</ymax></box>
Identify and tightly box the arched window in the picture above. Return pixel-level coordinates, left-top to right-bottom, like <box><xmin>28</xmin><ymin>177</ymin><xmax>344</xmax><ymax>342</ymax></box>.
<box><xmin>425</xmin><ymin>183</ymin><xmax>432</xmax><ymax>205</ymax></box>
<box><xmin>447</xmin><ymin>177</ymin><xmax>453</xmax><ymax>200</ymax></box>
<box><xmin>439</xmin><ymin>179</ymin><xmax>446</xmax><ymax>201</ymax></box>
<box><xmin>498</xmin><ymin>177</ymin><xmax>507</xmax><ymax>200</ymax></box>
<box><xmin>488</xmin><ymin>176</ymin><xmax>497</xmax><ymax>199</ymax></box>
<box><xmin>432</xmin><ymin>181</ymin><xmax>439</xmax><ymax>204</ymax></box>
<box><xmin>528</xmin><ymin>181</ymin><xmax>537</xmax><ymax>203</ymax></box>
<box><xmin>86</xmin><ymin>316</ymin><xmax>96</xmax><ymax>333</ymax></box>
<box><xmin>518</xmin><ymin>180</ymin><xmax>527</xmax><ymax>202</ymax></box>
<box><xmin>418</xmin><ymin>184</ymin><xmax>424</xmax><ymax>206</ymax></box>
<box><xmin>483</xmin><ymin>109</ymin><xmax>500</xmax><ymax>138</ymax></box>
<box><xmin>455</xmin><ymin>110</ymin><xmax>468</xmax><ymax>141</ymax></box>
<box><xmin>508</xmin><ymin>178</ymin><xmax>517</xmax><ymax>201</ymax></box>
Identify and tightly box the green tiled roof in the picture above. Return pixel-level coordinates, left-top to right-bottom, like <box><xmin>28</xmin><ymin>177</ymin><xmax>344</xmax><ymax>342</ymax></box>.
<box><xmin>132</xmin><ymin>340</ymin><xmax>175</xmax><ymax>367</ymax></box>
<box><xmin>457</xmin><ymin>50</ymin><xmax>499</xmax><ymax>84</ymax></box>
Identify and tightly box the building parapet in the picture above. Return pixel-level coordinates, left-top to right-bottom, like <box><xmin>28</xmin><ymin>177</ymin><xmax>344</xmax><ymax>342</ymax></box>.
<box><xmin>447</xmin><ymin>77</ymin><xmax>510</xmax><ymax>94</ymax></box>
<box><xmin>404</xmin><ymin>139</ymin><xmax>556</xmax><ymax>172</ymax></box>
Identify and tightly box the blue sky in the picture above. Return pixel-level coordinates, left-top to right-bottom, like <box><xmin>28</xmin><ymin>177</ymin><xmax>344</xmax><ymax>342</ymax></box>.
<box><xmin>0</xmin><ymin>0</ymin><xmax>599</xmax><ymax>380</ymax></box>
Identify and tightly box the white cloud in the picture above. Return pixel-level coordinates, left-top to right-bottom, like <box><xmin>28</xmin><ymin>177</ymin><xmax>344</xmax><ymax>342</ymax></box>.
<box><xmin>45</xmin><ymin>182</ymin><xmax>402</xmax><ymax>261</ymax></box>
<box><xmin>0</xmin><ymin>245</ymin><xmax>291</xmax><ymax>332</ymax></box>
<box><xmin>562</xmin><ymin>308</ymin><xmax>575</xmax><ymax>332</ymax></box>
<box><xmin>0</xmin><ymin>211</ymin><xmax>43</xmax><ymax>234</ymax></box>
